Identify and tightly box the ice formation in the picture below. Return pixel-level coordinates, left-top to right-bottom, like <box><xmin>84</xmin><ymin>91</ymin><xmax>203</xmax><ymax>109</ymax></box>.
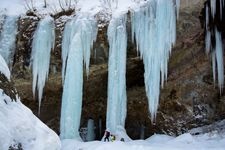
<box><xmin>87</xmin><ymin>119</ymin><xmax>95</xmax><ymax>141</ymax></box>
<box><xmin>205</xmin><ymin>0</ymin><xmax>224</xmax><ymax>92</ymax></box>
<box><xmin>60</xmin><ymin>13</ymin><xmax>97</xmax><ymax>140</ymax></box>
<box><xmin>0</xmin><ymin>15</ymin><xmax>18</xmax><ymax>68</ymax></box>
<box><xmin>0</xmin><ymin>54</ymin><xmax>10</xmax><ymax>80</ymax></box>
<box><xmin>106</xmin><ymin>13</ymin><xmax>127</xmax><ymax>134</ymax></box>
<box><xmin>31</xmin><ymin>16</ymin><xmax>55</xmax><ymax>114</ymax></box>
<box><xmin>0</xmin><ymin>89</ymin><xmax>61</xmax><ymax>150</ymax></box>
<box><xmin>131</xmin><ymin>0</ymin><xmax>178</xmax><ymax>121</ymax></box>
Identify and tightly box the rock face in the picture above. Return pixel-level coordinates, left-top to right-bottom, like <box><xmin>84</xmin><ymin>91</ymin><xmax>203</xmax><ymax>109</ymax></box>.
<box><xmin>3</xmin><ymin>0</ymin><xmax>224</xmax><ymax>140</ymax></box>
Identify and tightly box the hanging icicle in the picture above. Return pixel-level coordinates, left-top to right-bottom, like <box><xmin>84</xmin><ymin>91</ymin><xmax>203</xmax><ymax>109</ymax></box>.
<box><xmin>205</xmin><ymin>0</ymin><xmax>225</xmax><ymax>93</ymax></box>
<box><xmin>131</xmin><ymin>0</ymin><xmax>178</xmax><ymax>121</ymax></box>
<box><xmin>31</xmin><ymin>16</ymin><xmax>55</xmax><ymax>114</ymax></box>
<box><xmin>60</xmin><ymin>13</ymin><xmax>97</xmax><ymax>140</ymax></box>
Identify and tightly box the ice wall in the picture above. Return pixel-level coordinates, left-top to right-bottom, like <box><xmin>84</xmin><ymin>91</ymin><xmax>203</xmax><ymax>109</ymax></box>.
<box><xmin>106</xmin><ymin>13</ymin><xmax>127</xmax><ymax>134</ymax></box>
<box><xmin>60</xmin><ymin>13</ymin><xmax>97</xmax><ymax>140</ymax></box>
<box><xmin>131</xmin><ymin>0</ymin><xmax>178</xmax><ymax>121</ymax></box>
<box><xmin>31</xmin><ymin>16</ymin><xmax>55</xmax><ymax>114</ymax></box>
<box><xmin>0</xmin><ymin>15</ymin><xmax>18</xmax><ymax>68</ymax></box>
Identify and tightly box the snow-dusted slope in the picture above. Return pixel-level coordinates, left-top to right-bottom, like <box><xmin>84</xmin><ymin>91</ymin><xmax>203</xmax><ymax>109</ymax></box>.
<box><xmin>0</xmin><ymin>89</ymin><xmax>61</xmax><ymax>150</ymax></box>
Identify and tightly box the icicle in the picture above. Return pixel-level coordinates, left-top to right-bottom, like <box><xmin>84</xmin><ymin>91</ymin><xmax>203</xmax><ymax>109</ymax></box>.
<box><xmin>210</xmin><ymin>0</ymin><xmax>217</xmax><ymax>18</ymax></box>
<box><xmin>215</xmin><ymin>28</ymin><xmax>224</xmax><ymax>93</ymax></box>
<box><xmin>212</xmin><ymin>51</ymin><xmax>216</xmax><ymax>85</ymax></box>
<box><xmin>220</xmin><ymin>0</ymin><xmax>223</xmax><ymax>19</ymax></box>
<box><xmin>131</xmin><ymin>0</ymin><xmax>178</xmax><ymax>121</ymax></box>
<box><xmin>205</xmin><ymin>1</ymin><xmax>224</xmax><ymax>92</ymax></box>
<box><xmin>0</xmin><ymin>15</ymin><xmax>18</xmax><ymax>68</ymax></box>
<box><xmin>205</xmin><ymin>5</ymin><xmax>211</xmax><ymax>54</ymax></box>
<box><xmin>31</xmin><ymin>16</ymin><xmax>55</xmax><ymax>114</ymax></box>
<box><xmin>176</xmin><ymin>0</ymin><xmax>180</xmax><ymax>19</ymax></box>
<box><xmin>86</xmin><ymin>119</ymin><xmax>95</xmax><ymax>141</ymax></box>
<box><xmin>106</xmin><ymin>13</ymin><xmax>127</xmax><ymax>134</ymax></box>
<box><xmin>61</xmin><ymin>20</ymin><xmax>72</xmax><ymax>83</ymax></box>
<box><xmin>60</xmin><ymin>13</ymin><xmax>97</xmax><ymax>140</ymax></box>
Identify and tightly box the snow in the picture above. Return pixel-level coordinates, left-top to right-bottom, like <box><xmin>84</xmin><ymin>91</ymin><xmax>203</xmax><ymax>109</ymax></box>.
<box><xmin>61</xmin><ymin>131</ymin><xmax>225</xmax><ymax>150</ymax></box>
<box><xmin>0</xmin><ymin>89</ymin><xmax>61</xmax><ymax>150</ymax></box>
<box><xmin>31</xmin><ymin>16</ymin><xmax>55</xmax><ymax>114</ymax></box>
<box><xmin>0</xmin><ymin>0</ymin><xmax>25</xmax><ymax>15</ymax></box>
<box><xmin>106</xmin><ymin>13</ymin><xmax>127</xmax><ymax>134</ymax></box>
<box><xmin>0</xmin><ymin>0</ymin><xmax>152</xmax><ymax>17</ymax></box>
<box><xmin>60</xmin><ymin>13</ymin><xmax>98</xmax><ymax>140</ymax></box>
<box><xmin>0</xmin><ymin>54</ymin><xmax>10</xmax><ymax>80</ymax></box>
<box><xmin>0</xmin><ymin>15</ymin><xmax>18</xmax><ymax>68</ymax></box>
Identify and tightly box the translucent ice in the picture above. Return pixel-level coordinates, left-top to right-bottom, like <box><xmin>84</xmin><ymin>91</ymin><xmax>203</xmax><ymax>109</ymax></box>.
<box><xmin>31</xmin><ymin>16</ymin><xmax>55</xmax><ymax>114</ymax></box>
<box><xmin>131</xmin><ymin>0</ymin><xmax>178</xmax><ymax>121</ymax></box>
<box><xmin>0</xmin><ymin>15</ymin><xmax>18</xmax><ymax>68</ymax></box>
<box><xmin>60</xmin><ymin>13</ymin><xmax>97</xmax><ymax>140</ymax></box>
<box><xmin>106</xmin><ymin>13</ymin><xmax>127</xmax><ymax>134</ymax></box>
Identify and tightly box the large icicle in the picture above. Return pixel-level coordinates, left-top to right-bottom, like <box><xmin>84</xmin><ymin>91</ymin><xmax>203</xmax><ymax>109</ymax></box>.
<box><xmin>106</xmin><ymin>13</ymin><xmax>127</xmax><ymax>134</ymax></box>
<box><xmin>60</xmin><ymin>14</ymin><xmax>97</xmax><ymax>140</ymax></box>
<box><xmin>31</xmin><ymin>16</ymin><xmax>55</xmax><ymax>114</ymax></box>
<box><xmin>0</xmin><ymin>15</ymin><xmax>18</xmax><ymax>68</ymax></box>
<box><xmin>214</xmin><ymin>28</ymin><xmax>224</xmax><ymax>93</ymax></box>
<box><xmin>131</xmin><ymin>0</ymin><xmax>178</xmax><ymax>121</ymax></box>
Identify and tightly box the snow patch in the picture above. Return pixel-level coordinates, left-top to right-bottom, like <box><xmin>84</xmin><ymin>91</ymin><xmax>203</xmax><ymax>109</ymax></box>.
<box><xmin>0</xmin><ymin>89</ymin><xmax>61</xmax><ymax>150</ymax></box>
<box><xmin>0</xmin><ymin>54</ymin><xmax>10</xmax><ymax>80</ymax></box>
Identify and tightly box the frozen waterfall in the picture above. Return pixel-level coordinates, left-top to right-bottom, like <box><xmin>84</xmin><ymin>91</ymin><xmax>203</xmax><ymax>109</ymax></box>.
<box><xmin>31</xmin><ymin>16</ymin><xmax>55</xmax><ymax>114</ymax></box>
<box><xmin>131</xmin><ymin>0</ymin><xmax>178</xmax><ymax>121</ymax></box>
<box><xmin>205</xmin><ymin>0</ymin><xmax>224</xmax><ymax>92</ymax></box>
<box><xmin>106</xmin><ymin>13</ymin><xmax>127</xmax><ymax>134</ymax></box>
<box><xmin>0</xmin><ymin>15</ymin><xmax>18</xmax><ymax>68</ymax></box>
<box><xmin>60</xmin><ymin>14</ymin><xmax>97</xmax><ymax>140</ymax></box>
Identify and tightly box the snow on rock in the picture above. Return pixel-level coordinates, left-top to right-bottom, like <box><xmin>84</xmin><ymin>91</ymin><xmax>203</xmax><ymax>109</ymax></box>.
<box><xmin>31</xmin><ymin>16</ymin><xmax>55</xmax><ymax>114</ymax></box>
<box><xmin>0</xmin><ymin>89</ymin><xmax>61</xmax><ymax>150</ymax></box>
<box><xmin>0</xmin><ymin>54</ymin><xmax>10</xmax><ymax>80</ymax></box>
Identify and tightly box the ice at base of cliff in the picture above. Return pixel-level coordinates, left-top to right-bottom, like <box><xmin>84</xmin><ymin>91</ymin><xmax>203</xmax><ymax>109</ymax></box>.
<box><xmin>0</xmin><ymin>89</ymin><xmax>61</xmax><ymax>150</ymax></box>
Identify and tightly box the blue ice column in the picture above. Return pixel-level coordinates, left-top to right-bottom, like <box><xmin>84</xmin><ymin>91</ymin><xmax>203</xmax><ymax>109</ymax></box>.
<box><xmin>106</xmin><ymin>13</ymin><xmax>127</xmax><ymax>134</ymax></box>
<box><xmin>60</xmin><ymin>14</ymin><xmax>97</xmax><ymax>140</ymax></box>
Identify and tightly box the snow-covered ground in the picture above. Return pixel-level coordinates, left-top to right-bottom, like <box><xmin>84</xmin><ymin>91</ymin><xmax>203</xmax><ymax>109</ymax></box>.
<box><xmin>62</xmin><ymin>120</ymin><xmax>225</xmax><ymax>150</ymax></box>
<box><xmin>62</xmin><ymin>131</ymin><xmax>225</xmax><ymax>150</ymax></box>
<box><xmin>0</xmin><ymin>89</ymin><xmax>61</xmax><ymax>150</ymax></box>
